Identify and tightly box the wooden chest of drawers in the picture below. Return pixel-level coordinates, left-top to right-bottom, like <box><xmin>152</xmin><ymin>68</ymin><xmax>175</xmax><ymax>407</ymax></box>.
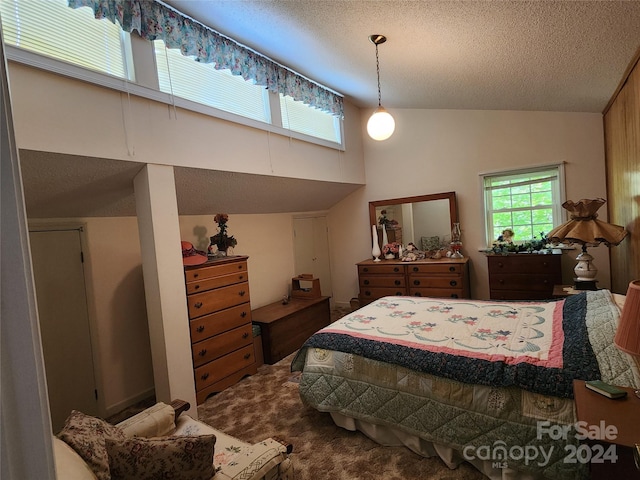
<box><xmin>487</xmin><ymin>254</ymin><xmax>562</xmax><ymax>300</ymax></box>
<box><xmin>357</xmin><ymin>258</ymin><xmax>470</xmax><ymax>304</ymax></box>
<box><xmin>184</xmin><ymin>256</ymin><xmax>256</xmax><ymax>404</ymax></box>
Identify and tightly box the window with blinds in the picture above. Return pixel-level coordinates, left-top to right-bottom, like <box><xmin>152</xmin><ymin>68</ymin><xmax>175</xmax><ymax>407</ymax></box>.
<box><xmin>280</xmin><ymin>94</ymin><xmax>342</xmax><ymax>143</ymax></box>
<box><xmin>0</xmin><ymin>0</ymin><xmax>132</xmax><ymax>80</ymax></box>
<box><xmin>482</xmin><ymin>165</ymin><xmax>565</xmax><ymax>245</ymax></box>
<box><xmin>154</xmin><ymin>41</ymin><xmax>270</xmax><ymax>123</ymax></box>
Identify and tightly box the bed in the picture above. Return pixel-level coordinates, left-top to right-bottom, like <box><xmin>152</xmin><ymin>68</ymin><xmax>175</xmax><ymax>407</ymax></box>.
<box><xmin>291</xmin><ymin>290</ymin><xmax>639</xmax><ymax>480</ymax></box>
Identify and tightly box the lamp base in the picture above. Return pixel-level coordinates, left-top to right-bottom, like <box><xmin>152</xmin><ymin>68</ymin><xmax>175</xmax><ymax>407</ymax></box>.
<box><xmin>573</xmin><ymin>279</ymin><xmax>598</xmax><ymax>291</ymax></box>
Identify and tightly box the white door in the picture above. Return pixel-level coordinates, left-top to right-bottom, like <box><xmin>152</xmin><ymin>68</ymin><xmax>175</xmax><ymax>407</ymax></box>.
<box><xmin>28</xmin><ymin>228</ymin><xmax>99</xmax><ymax>432</ymax></box>
<box><xmin>293</xmin><ymin>216</ymin><xmax>332</xmax><ymax>298</ymax></box>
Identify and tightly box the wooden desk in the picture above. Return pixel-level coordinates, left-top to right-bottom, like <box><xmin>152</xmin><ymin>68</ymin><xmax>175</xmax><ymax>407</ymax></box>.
<box><xmin>573</xmin><ymin>380</ymin><xmax>640</xmax><ymax>478</ymax></box>
<box><xmin>252</xmin><ymin>296</ymin><xmax>331</xmax><ymax>364</ymax></box>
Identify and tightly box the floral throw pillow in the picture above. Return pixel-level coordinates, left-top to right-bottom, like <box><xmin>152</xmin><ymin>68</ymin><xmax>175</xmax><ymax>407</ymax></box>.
<box><xmin>106</xmin><ymin>435</ymin><xmax>216</xmax><ymax>480</ymax></box>
<box><xmin>57</xmin><ymin>410</ymin><xmax>127</xmax><ymax>480</ymax></box>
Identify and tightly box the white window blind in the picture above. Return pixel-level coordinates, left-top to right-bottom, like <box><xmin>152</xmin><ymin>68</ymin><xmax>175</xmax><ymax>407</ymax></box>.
<box><xmin>154</xmin><ymin>40</ymin><xmax>270</xmax><ymax>123</ymax></box>
<box><xmin>483</xmin><ymin>165</ymin><xmax>565</xmax><ymax>245</ymax></box>
<box><xmin>280</xmin><ymin>94</ymin><xmax>342</xmax><ymax>143</ymax></box>
<box><xmin>0</xmin><ymin>0</ymin><xmax>132</xmax><ymax>79</ymax></box>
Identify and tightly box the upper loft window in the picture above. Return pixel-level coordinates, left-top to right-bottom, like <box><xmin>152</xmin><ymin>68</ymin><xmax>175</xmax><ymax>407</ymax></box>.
<box><xmin>154</xmin><ymin>41</ymin><xmax>270</xmax><ymax>123</ymax></box>
<box><xmin>280</xmin><ymin>94</ymin><xmax>342</xmax><ymax>143</ymax></box>
<box><xmin>482</xmin><ymin>165</ymin><xmax>565</xmax><ymax>245</ymax></box>
<box><xmin>0</xmin><ymin>0</ymin><xmax>133</xmax><ymax>80</ymax></box>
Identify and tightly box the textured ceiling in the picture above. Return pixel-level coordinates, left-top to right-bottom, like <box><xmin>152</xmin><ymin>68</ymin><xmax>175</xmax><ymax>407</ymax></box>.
<box><xmin>164</xmin><ymin>0</ymin><xmax>640</xmax><ymax>112</ymax></box>
<box><xmin>19</xmin><ymin>1</ymin><xmax>640</xmax><ymax>218</ymax></box>
<box><xmin>19</xmin><ymin>151</ymin><xmax>362</xmax><ymax>218</ymax></box>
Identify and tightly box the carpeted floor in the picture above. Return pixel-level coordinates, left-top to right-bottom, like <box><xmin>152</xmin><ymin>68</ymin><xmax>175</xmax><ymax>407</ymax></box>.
<box><xmin>197</xmin><ymin>350</ymin><xmax>486</xmax><ymax>480</ymax></box>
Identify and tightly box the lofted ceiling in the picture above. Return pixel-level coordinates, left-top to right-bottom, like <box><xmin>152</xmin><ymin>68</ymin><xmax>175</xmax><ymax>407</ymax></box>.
<box><xmin>164</xmin><ymin>0</ymin><xmax>640</xmax><ymax>112</ymax></box>
<box><xmin>18</xmin><ymin>1</ymin><xmax>640</xmax><ymax>218</ymax></box>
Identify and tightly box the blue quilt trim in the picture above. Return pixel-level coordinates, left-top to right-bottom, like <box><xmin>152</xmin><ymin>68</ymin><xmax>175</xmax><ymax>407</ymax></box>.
<box><xmin>300</xmin><ymin>293</ymin><xmax>600</xmax><ymax>398</ymax></box>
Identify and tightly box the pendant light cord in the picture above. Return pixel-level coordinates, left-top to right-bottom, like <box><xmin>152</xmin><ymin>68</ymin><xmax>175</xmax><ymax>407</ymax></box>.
<box><xmin>375</xmin><ymin>43</ymin><xmax>382</xmax><ymax>108</ymax></box>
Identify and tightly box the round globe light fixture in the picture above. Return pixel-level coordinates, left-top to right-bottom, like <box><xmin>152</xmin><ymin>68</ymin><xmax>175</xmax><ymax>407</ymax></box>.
<box><xmin>367</xmin><ymin>34</ymin><xmax>395</xmax><ymax>141</ymax></box>
<box><xmin>367</xmin><ymin>106</ymin><xmax>395</xmax><ymax>141</ymax></box>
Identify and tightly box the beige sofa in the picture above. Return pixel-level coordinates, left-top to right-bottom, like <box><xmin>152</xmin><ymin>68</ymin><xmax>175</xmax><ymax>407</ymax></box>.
<box><xmin>53</xmin><ymin>400</ymin><xmax>293</xmax><ymax>480</ymax></box>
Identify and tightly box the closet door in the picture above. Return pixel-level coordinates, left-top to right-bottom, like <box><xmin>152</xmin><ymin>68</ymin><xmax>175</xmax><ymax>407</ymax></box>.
<box><xmin>29</xmin><ymin>227</ymin><xmax>98</xmax><ymax>432</ymax></box>
<box><xmin>293</xmin><ymin>216</ymin><xmax>332</xmax><ymax>298</ymax></box>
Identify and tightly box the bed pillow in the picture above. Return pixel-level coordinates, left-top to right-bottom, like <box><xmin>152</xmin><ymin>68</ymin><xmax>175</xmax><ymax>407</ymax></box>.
<box><xmin>57</xmin><ymin>410</ymin><xmax>127</xmax><ymax>480</ymax></box>
<box><xmin>420</xmin><ymin>235</ymin><xmax>440</xmax><ymax>251</ymax></box>
<box><xmin>106</xmin><ymin>435</ymin><xmax>216</xmax><ymax>480</ymax></box>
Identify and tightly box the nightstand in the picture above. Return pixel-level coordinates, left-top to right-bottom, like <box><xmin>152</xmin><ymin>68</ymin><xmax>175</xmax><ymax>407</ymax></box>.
<box><xmin>573</xmin><ymin>380</ymin><xmax>640</xmax><ymax>479</ymax></box>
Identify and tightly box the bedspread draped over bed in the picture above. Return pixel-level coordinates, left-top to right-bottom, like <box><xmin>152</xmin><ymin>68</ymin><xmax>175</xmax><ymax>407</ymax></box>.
<box><xmin>296</xmin><ymin>293</ymin><xmax>601</xmax><ymax>398</ymax></box>
<box><xmin>292</xmin><ymin>290</ymin><xmax>639</xmax><ymax>480</ymax></box>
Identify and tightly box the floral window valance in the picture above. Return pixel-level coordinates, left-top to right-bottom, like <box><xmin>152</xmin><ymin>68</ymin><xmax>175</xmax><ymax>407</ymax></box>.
<box><xmin>68</xmin><ymin>0</ymin><xmax>344</xmax><ymax>117</ymax></box>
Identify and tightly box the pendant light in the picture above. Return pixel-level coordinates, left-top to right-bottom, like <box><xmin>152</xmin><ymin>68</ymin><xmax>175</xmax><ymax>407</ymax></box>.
<box><xmin>367</xmin><ymin>34</ymin><xmax>395</xmax><ymax>141</ymax></box>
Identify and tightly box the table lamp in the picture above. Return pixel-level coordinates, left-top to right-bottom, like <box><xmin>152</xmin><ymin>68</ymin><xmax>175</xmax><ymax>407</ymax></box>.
<box><xmin>547</xmin><ymin>198</ymin><xmax>627</xmax><ymax>290</ymax></box>
<box><xmin>614</xmin><ymin>280</ymin><xmax>640</xmax><ymax>399</ymax></box>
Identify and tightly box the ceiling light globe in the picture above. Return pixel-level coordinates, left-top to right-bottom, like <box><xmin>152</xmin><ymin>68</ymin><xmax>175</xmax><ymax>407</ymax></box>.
<box><xmin>367</xmin><ymin>107</ymin><xmax>395</xmax><ymax>141</ymax></box>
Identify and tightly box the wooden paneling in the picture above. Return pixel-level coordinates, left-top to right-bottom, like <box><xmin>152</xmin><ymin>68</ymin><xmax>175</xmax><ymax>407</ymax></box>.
<box><xmin>604</xmin><ymin>51</ymin><xmax>640</xmax><ymax>294</ymax></box>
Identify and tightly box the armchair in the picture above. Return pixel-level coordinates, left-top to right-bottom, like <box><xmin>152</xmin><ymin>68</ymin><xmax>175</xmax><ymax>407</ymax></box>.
<box><xmin>53</xmin><ymin>399</ymin><xmax>293</xmax><ymax>480</ymax></box>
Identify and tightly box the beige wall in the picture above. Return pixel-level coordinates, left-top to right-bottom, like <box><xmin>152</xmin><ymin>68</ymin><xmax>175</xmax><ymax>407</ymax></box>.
<box><xmin>8</xmin><ymin>62</ymin><xmax>366</xmax><ymax>185</ymax></box>
<box><xmin>329</xmin><ymin>109</ymin><xmax>610</xmax><ymax>303</ymax></box>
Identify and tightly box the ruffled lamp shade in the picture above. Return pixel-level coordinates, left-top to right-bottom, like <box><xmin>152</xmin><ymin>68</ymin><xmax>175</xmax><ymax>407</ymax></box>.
<box><xmin>547</xmin><ymin>198</ymin><xmax>628</xmax><ymax>289</ymax></box>
<box><xmin>547</xmin><ymin>198</ymin><xmax>628</xmax><ymax>246</ymax></box>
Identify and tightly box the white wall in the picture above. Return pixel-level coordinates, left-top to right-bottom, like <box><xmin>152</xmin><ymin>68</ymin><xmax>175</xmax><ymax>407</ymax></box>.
<box><xmin>329</xmin><ymin>109</ymin><xmax>610</xmax><ymax>303</ymax></box>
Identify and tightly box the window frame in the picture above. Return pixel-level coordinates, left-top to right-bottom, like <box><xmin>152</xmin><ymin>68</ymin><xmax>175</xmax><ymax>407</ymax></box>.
<box><xmin>1</xmin><ymin>1</ymin><xmax>346</xmax><ymax>151</ymax></box>
<box><xmin>480</xmin><ymin>163</ymin><xmax>566</xmax><ymax>246</ymax></box>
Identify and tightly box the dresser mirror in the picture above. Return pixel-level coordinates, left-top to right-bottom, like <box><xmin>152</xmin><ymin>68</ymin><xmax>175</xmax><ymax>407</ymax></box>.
<box><xmin>369</xmin><ymin>192</ymin><xmax>458</xmax><ymax>250</ymax></box>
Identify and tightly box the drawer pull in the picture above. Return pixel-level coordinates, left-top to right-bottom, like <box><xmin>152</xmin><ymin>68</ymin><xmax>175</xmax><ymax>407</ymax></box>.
<box><xmin>498</xmin><ymin>262</ymin><xmax>504</xmax><ymax>268</ymax></box>
<box><xmin>449</xmin><ymin>266</ymin><xmax>455</xmax><ymax>272</ymax></box>
<box><xmin>194</xmin><ymin>302</ymin><xmax>203</xmax><ymax>309</ymax></box>
<box><xmin>413</xmin><ymin>280</ymin><xmax>421</xmax><ymax>286</ymax></box>
<box><xmin>363</xmin><ymin>267</ymin><xmax>369</xmax><ymax>272</ymax></box>
<box><xmin>395</xmin><ymin>291</ymin><xmax>403</xmax><ymax>296</ymax></box>
<box><xmin>498</xmin><ymin>280</ymin><xmax>504</xmax><ymax>285</ymax></box>
<box><xmin>450</xmin><ymin>280</ymin><xmax>458</xmax><ymax>287</ymax></box>
<box><xmin>364</xmin><ymin>291</ymin><xmax>372</xmax><ymax>296</ymax></box>
<box><xmin>412</xmin><ymin>267</ymin><xmax>419</xmax><ymax>272</ymax></box>
<box><xmin>238</xmin><ymin>275</ymin><xmax>244</xmax><ymax>280</ymax></box>
<box><xmin>414</xmin><ymin>292</ymin><xmax>422</xmax><ymax>297</ymax></box>
<box><xmin>394</xmin><ymin>280</ymin><xmax>401</xmax><ymax>286</ymax></box>
<box><xmin>393</xmin><ymin>267</ymin><xmax>400</xmax><ymax>273</ymax></box>
<box><xmin>198</xmin><ymin>349</ymin><xmax>207</xmax><ymax>357</ymax></box>
<box><xmin>194</xmin><ymin>285</ymin><xmax>200</xmax><ymax>290</ymax></box>
<box><xmin>364</xmin><ymin>280</ymin><xmax>370</xmax><ymax>285</ymax></box>
<box><xmin>237</xmin><ymin>265</ymin><xmax>243</xmax><ymax>270</ymax></box>
<box><xmin>201</xmin><ymin>372</ymin><xmax>209</xmax><ymax>381</ymax></box>
<box><xmin>451</xmin><ymin>294</ymin><xmax>459</xmax><ymax>298</ymax></box>
<box><xmin>194</xmin><ymin>273</ymin><xmax>199</xmax><ymax>278</ymax></box>
<box><xmin>196</xmin><ymin>325</ymin><xmax>205</xmax><ymax>333</ymax></box>
<box><xmin>244</xmin><ymin>353</ymin><xmax>251</xmax><ymax>360</ymax></box>
<box><xmin>239</xmin><ymin>290</ymin><xmax>246</xmax><ymax>297</ymax></box>
<box><xmin>241</xmin><ymin>311</ymin><xmax>247</xmax><ymax>318</ymax></box>
<box><xmin>242</xmin><ymin>332</ymin><xmax>249</xmax><ymax>339</ymax></box>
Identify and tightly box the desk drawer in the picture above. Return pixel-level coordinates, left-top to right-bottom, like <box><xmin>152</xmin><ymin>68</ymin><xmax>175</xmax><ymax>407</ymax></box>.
<box><xmin>490</xmin><ymin>274</ymin><xmax>556</xmax><ymax>292</ymax></box>
<box><xmin>185</xmin><ymin>260</ymin><xmax>248</xmax><ymax>282</ymax></box>
<box><xmin>189</xmin><ymin>304</ymin><xmax>252</xmax><ymax>342</ymax></box>
<box><xmin>186</xmin><ymin>271</ymin><xmax>249</xmax><ymax>294</ymax></box>
<box><xmin>192</xmin><ymin>323</ymin><xmax>252</xmax><ymax>367</ymax></box>
<box><xmin>408</xmin><ymin>276</ymin><xmax>462</xmax><ymax>289</ymax></box>
<box><xmin>359</xmin><ymin>276</ymin><xmax>406</xmax><ymax>288</ymax></box>
<box><xmin>407</xmin><ymin>263</ymin><xmax>464</xmax><ymax>275</ymax></box>
<box><xmin>359</xmin><ymin>286</ymin><xmax>406</xmax><ymax>301</ymax></box>
<box><xmin>194</xmin><ymin>344</ymin><xmax>254</xmax><ymax>391</ymax></box>
<box><xmin>358</xmin><ymin>264</ymin><xmax>404</xmax><ymax>275</ymax></box>
<box><xmin>409</xmin><ymin>287</ymin><xmax>464</xmax><ymax>299</ymax></box>
<box><xmin>188</xmin><ymin>282</ymin><xmax>250</xmax><ymax>318</ymax></box>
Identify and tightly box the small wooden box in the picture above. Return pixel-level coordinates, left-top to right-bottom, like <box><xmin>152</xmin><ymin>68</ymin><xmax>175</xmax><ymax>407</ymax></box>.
<box><xmin>291</xmin><ymin>276</ymin><xmax>321</xmax><ymax>299</ymax></box>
